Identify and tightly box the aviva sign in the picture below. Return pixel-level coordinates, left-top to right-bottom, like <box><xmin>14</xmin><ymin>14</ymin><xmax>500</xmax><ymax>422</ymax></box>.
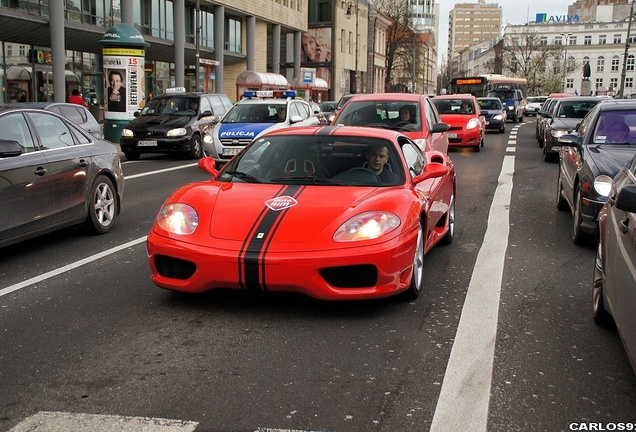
<box><xmin>536</xmin><ymin>13</ymin><xmax>580</xmax><ymax>22</ymax></box>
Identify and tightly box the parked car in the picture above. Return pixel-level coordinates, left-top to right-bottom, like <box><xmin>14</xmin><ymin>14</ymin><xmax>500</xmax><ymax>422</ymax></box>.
<box><xmin>432</xmin><ymin>94</ymin><xmax>486</xmax><ymax>152</ymax></box>
<box><xmin>556</xmin><ymin>99</ymin><xmax>636</xmax><ymax>244</ymax></box>
<box><xmin>330</xmin><ymin>93</ymin><xmax>450</xmax><ymax>153</ymax></box>
<box><xmin>593</xmin><ymin>154</ymin><xmax>636</xmax><ymax>374</ymax></box>
<box><xmin>319</xmin><ymin>100</ymin><xmax>338</xmax><ymax>123</ymax></box>
<box><xmin>206</xmin><ymin>90</ymin><xmax>320</xmax><ymax>164</ymax></box>
<box><xmin>542</xmin><ymin>97</ymin><xmax>606</xmax><ymax>162</ymax></box>
<box><xmin>310</xmin><ymin>101</ymin><xmax>329</xmax><ymax>125</ymax></box>
<box><xmin>524</xmin><ymin>96</ymin><xmax>548</xmax><ymax>116</ymax></box>
<box><xmin>147</xmin><ymin>125</ymin><xmax>456</xmax><ymax>301</ymax></box>
<box><xmin>119</xmin><ymin>88</ymin><xmax>233</xmax><ymax>161</ymax></box>
<box><xmin>487</xmin><ymin>88</ymin><xmax>524</xmax><ymax>123</ymax></box>
<box><xmin>3</xmin><ymin>101</ymin><xmax>103</xmax><ymax>140</ymax></box>
<box><xmin>477</xmin><ymin>97</ymin><xmax>507</xmax><ymax>133</ymax></box>
<box><xmin>536</xmin><ymin>97</ymin><xmax>558</xmax><ymax>146</ymax></box>
<box><xmin>0</xmin><ymin>106</ymin><xmax>124</xmax><ymax>248</ymax></box>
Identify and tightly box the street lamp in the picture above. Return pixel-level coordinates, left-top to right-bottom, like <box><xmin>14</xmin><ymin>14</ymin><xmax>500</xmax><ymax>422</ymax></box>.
<box><xmin>561</xmin><ymin>32</ymin><xmax>572</xmax><ymax>93</ymax></box>
<box><xmin>346</xmin><ymin>0</ymin><xmax>359</xmax><ymax>93</ymax></box>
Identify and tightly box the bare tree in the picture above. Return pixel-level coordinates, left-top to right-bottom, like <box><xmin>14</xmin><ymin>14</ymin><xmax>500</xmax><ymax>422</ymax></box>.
<box><xmin>502</xmin><ymin>29</ymin><xmax>574</xmax><ymax>95</ymax></box>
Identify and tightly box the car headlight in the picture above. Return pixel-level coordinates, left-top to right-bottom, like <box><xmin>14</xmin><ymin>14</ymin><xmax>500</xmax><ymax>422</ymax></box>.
<box><xmin>121</xmin><ymin>128</ymin><xmax>134</xmax><ymax>137</ymax></box>
<box><xmin>334</xmin><ymin>211</ymin><xmax>400</xmax><ymax>242</ymax></box>
<box><xmin>156</xmin><ymin>203</ymin><xmax>199</xmax><ymax>235</ymax></box>
<box><xmin>550</xmin><ymin>129</ymin><xmax>565</xmax><ymax>138</ymax></box>
<box><xmin>466</xmin><ymin>118</ymin><xmax>480</xmax><ymax>129</ymax></box>
<box><xmin>167</xmin><ymin>128</ymin><xmax>188</xmax><ymax>137</ymax></box>
<box><xmin>508</xmin><ymin>106</ymin><xmax>515</xmax><ymax>110</ymax></box>
<box><xmin>493</xmin><ymin>114</ymin><xmax>504</xmax><ymax>121</ymax></box>
<box><xmin>593</xmin><ymin>175</ymin><xmax>614</xmax><ymax>197</ymax></box>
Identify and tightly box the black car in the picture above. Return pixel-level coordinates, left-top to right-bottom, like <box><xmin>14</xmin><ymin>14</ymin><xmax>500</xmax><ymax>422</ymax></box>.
<box><xmin>119</xmin><ymin>88</ymin><xmax>232</xmax><ymax>161</ymax></box>
<box><xmin>477</xmin><ymin>97</ymin><xmax>507</xmax><ymax>133</ymax></box>
<box><xmin>0</xmin><ymin>106</ymin><xmax>124</xmax><ymax>248</ymax></box>
<box><xmin>593</xmin><ymin>154</ymin><xmax>636</xmax><ymax>375</ymax></box>
<box><xmin>556</xmin><ymin>99</ymin><xmax>636</xmax><ymax>244</ymax></box>
<box><xmin>542</xmin><ymin>97</ymin><xmax>606</xmax><ymax>162</ymax></box>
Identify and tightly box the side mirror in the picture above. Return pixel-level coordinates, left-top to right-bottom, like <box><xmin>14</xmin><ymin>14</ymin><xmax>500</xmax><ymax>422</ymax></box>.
<box><xmin>412</xmin><ymin>162</ymin><xmax>449</xmax><ymax>183</ymax></box>
<box><xmin>290</xmin><ymin>115</ymin><xmax>303</xmax><ymax>124</ymax></box>
<box><xmin>197</xmin><ymin>156</ymin><xmax>219</xmax><ymax>177</ymax></box>
<box><xmin>0</xmin><ymin>139</ymin><xmax>22</xmax><ymax>158</ymax></box>
<box><xmin>615</xmin><ymin>184</ymin><xmax>636</xmax><ymax>213</ymax></box>
<box><xmin>431</xmin><ymin>122</ymin><xmax>450</xmax><ymax>134</ymax></box>
<box><xmin>557</xmin><ymin>134</ymin><xmax>580</xmax><ymax>147</ymax></box>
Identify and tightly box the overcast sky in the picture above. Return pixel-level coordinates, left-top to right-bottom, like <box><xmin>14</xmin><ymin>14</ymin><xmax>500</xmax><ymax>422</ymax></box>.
<box><xmin>438</xmin><ymin>0</ymin><xmax>575</xmax><ymax>58</ymax></box>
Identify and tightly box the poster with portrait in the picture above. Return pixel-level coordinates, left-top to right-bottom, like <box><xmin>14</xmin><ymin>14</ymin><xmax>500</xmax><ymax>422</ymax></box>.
<box><xmin>103</xmin><ymin>51</ymin><xmax>145</xmax><ymax>120</ymax></box>
<box><xmin>301</xmin><ymin>27</ymin><xmax>332</xmax><ymax>91</ymax></box>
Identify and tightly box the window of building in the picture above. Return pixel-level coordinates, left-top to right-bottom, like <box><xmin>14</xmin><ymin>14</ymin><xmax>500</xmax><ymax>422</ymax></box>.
<box><xmin>627</xmin><ymin>77</ymin><xmax>634</xmax><ymax>88</ymax></box>
<box><xmin>597</xmin><ymin>56</ymin><xmax>605</xmax><ymax>72</ymax></box>
<box><xmin>595</xmin><ymin>78</ymin><xmax>603</xmax><ymax>88</ymax></box>
<box><xmin>610</xmin><ymin>78</ymin><xmax>618</xmax><ymax>90</ymax></box>
<box><xmin>584</xmin><ymin>35</ymin><xmax>592</xmax><ymax>45</ymax></box>
<box><xmin>308</xmin><ymin>0</ymin><xmax>331</xmax><ymax>23</ymax></box>
<box><xmin>612</xmin><ymin>55</ymin><xmax>620</xmax><ymax>72</ymax></box>
<box><xmin>614</xmin><ymin>34</ymin><xmax>622</xmax><ymax>44</ymax></box>
<box><xmin>18</xmin><ymin>45</ymin><xmax>26</xmax><ymax>56</ymax></box>
<box><xmin>540</xmin><ymin>36</ymin><xmax>547</xmax><ymax>46</ymax></box>
<box><xmin>569</xmin><ymin>36</ymin><xmax>576</xmax><ymax>45</ymax></box>
<box><xmin>225</xmin><ymin>15</ymin><xmax>242</xmax><ymax>52</ymax></box>
<box><xmin>599</xmin><ymin>35</ymin><xmax>607</xmax><ymax>44</ymax></box>
<box><xmin>628</xmin><ymin>55</ymin><xmax>635</xmax><ymax>71</ymax></box>
<box><xmin>555</xmin><ymin>36</ymin><xmax>563</xmax><ymax>45</ymax></box>
<box><xmin>566</xmin><ymin>78</ymin><xmax>574</xmax><ymax>89</ymax></box>
<box><xmin>151</xmin><ymin>0</ymin><xmax>174</xmax><ymax>40</ymax></box>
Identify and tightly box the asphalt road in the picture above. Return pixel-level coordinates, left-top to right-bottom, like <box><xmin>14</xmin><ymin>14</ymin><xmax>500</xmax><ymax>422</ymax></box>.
<box><xmin>1</xmin><ymin>121</ymin><xmax>635</xmax><ymax>432</ymax></box>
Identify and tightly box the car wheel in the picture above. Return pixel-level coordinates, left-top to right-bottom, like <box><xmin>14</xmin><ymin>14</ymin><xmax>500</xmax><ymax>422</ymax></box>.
<box><xmin>473</xmin><ymin>142</ymin><xmax>481</xmax><ymax>152</ymax></box>
<box><xmin>84</xmin><ymin>175</ymin><xmax>117</xmax><ymax>234</ymax></box>
<box><xmin>188</xmin><ymin>134</ymin><xmax>203</xmax><ymax>159</ymax></box>
<box><xmin>402</xmin><ymin>221</ymin><xmax>424</xmax><ymax>300</ymax></box>
<box><xmin>440</xmin><ymin>193</ymin><xmax>455</xmax><ymax>245</ymax></box>
<box><xmin>124</xmin><ymin>152</ymin><xmax>140</xmax><ymax>161</ymax></box>
<box><xmin>556</xmin><ymin>170</ymin><xmax>568</xmax><ymax>211</ymax></box>
<box><xmin>593</xmin><ymin>242</ymin><xmax>612</xmax><ymax>326</ymax></box>
<box><xmin>572</xmin><ymin>187</ymin><xmax>590</xmax><ymax>245</ymax></box>
<box><xmin>481</xmin><ymin>135</ymin><xmax>485</xmax><ymax>147</ymax></box>
<box><xmin>499</xmin><ymin>124</ymin><xmax>505</xmax><ymax>133</ymax></box>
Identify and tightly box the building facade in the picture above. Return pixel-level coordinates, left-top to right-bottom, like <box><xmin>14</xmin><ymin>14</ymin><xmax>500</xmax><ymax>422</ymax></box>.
<box><xmin>448</xmin><ymin>0</ymin><xmax>502</xmax><ymax>57</ymax></box>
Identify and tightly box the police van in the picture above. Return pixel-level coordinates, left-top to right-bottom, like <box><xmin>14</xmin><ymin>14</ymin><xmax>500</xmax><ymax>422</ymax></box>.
<box><xmin>205</xmin><ymin>90</ymin><xmax>319</xmax><ymax>163</ymax></box>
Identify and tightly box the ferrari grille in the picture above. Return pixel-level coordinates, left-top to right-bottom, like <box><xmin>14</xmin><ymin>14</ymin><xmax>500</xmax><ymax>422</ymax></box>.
<box><xmin>320</xmin><ymin>265</ymin><xmax>377</xmax><ymax>288</ymax></box>
<box><xmin>155</xmin><ymin>255</ymin><xmax>196</xmax><ymax>280</ymax></box>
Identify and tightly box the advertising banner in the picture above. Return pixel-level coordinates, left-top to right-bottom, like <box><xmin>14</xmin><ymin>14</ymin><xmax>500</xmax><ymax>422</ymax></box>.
<box><xmin>103</xmin><ymin>48</ymin><xmax>145</xmax><ymax>120</ymax></box>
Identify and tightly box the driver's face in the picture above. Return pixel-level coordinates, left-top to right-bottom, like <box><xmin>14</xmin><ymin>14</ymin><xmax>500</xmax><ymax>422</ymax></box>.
<box><xmin>367</xmin><ymin>147</ymin><xmax>389</xmax><ymax>174</ymax></box>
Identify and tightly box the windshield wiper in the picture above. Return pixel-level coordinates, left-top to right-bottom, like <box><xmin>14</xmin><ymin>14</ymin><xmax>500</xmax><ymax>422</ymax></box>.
<box><xmin>224</xmin><ymin>170</ymin><xmax>262</xmax><ymax>183</ymax></box>
<box><xmin>270</xmin><ymin>176</ymin><xmax>344</xmax><ymax>185</ymax></box>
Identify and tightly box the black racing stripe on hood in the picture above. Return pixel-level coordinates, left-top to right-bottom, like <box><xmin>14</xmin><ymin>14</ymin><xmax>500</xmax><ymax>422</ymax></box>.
<box><xmin>239</xmin><ymin>184</ymin><xmax>305</xmax><ymax>292</ymax></box>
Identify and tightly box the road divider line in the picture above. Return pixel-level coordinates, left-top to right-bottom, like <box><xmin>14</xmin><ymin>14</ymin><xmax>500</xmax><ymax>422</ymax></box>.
<box><xmin>125</xmin><ymin>163</ymin><xmax>199</xmax><ymax>180</ymax></box>
<box><xmin>0</xmin><ymin>237</ymin><xmax>147</xmax><ymax>298</ymax></box>
<box><xmin>430</xmin><ymin>154</ymin><xmax>515</xmax><ymax>432</ymax></box>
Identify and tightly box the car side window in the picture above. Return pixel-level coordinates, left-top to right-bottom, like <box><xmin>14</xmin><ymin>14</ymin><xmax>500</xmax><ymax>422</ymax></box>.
<box><xmin>0</xmin><ymin>113</ymin><xmax>36</xmax><ymax>153</ymax></box>
<box><xmin>27</xmin><ymin>112</ymin><xmax>76</xmax><ymax>149</ymax></box>
<box><xmin>199</xmin><ymin>96</ymin><xmax>212</xmax><ymax>114</ymax></box>
<box><xmin>207</xmin><ymin>96</ymin><xmax>225</xmax><ymax>116</ymax></box>
<box><xmin>401</xmin><ymin>138</ymin><xmax>425</xmax><ymax>177</ymax></box>
<box><xmin>59</xmin><ymin>105</ymin><xmax>86</xmax><ymax>124</ymax></box>
<box><xmin>289</xmin><ymin>102</ymin><xmax>303</xmax><ymax>120</ymax></box>
<box><xmin>425</xmin><ymin>99</ymin><xmax>437</xmax><ymax>130</ymax></box>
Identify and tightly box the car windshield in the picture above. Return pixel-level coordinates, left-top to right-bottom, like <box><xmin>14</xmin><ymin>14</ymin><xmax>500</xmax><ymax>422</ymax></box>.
<box><xmin>528</xmin><ymin>97</ymin><xmax>547</xmax><ymax>104</ymax></box>
<box><xmin>477</xmin><ymin>99</ymin><xmax>502</xmax><ymax>110</ymax></box>
<box><xmin>593</xmin><ymin>110</ymin><xmax>636</xmax><ymax>144</ymax></box>
<box><xmin>221</xmin><ymin>102</ymin><xmax>286</xmax><ymax>123</ymax></box>
<box><xmin>334</xmin><ymin>101</ymin><xmax>422</xmax><ymax>132</ymax></box>
<box><xmin>433</xmin><ymin>99</ymin><xmax>474</xmax><ymax>115</ymax></box>
<box><xmin>217</xmin><ymin>134</ymin><xmax>406</xmax><ymax>186</ymax></box>
<box><xmin>556</xmin><ymin>101</ymin><xmax>601</xmax><ymax>119</ymax></box>
<box><xmin>141</xmin><ymin>96</ymin><xmax>199</xmax><ymax>116</ymax></box>
<box><xmin>488</xmin><ymin>90</ymin><xmax>516</xmax><ymax>101</ymax></box>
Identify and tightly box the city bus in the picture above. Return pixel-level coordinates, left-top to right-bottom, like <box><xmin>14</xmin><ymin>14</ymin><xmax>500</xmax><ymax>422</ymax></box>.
<box><xmin>449</xmin><ymin>74</ymin><xmax>528</xmax><ymax>99</ymax></box>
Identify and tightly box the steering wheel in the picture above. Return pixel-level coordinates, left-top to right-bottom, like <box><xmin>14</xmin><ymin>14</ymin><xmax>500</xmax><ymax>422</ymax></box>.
<box><xmin>333</xmin><ymin>167</ymin><xmax>382</xmax><ymax>185</ymax></box>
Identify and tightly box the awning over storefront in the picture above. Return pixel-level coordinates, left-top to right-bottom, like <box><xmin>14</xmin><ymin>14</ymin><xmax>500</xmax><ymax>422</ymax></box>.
<box><xmin>7</xmin><ymin>65</ymin><xmax>80</xmax><ymax>82</ymax></box>
<box><xmin>236</xmin><ymin>70</ymin><xmax>288</xmax><ymax>87</ymax></box>
<box><xmin>290</xmin><ymin>76</ymin><xmax>328</xmax><ymax>90</ymax></box>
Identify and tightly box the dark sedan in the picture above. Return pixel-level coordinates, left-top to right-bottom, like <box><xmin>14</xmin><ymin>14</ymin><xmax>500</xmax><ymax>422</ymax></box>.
<box><xmin>556</xmin><ymin>99</ymin><xmax>636</xmax><ymax>245</ymax></box>
<box><xmin>0</xmin><ymin>106</ymin><xmax>124</xmax><ymax>248</ymax></box>
<box><xmin>594</xmin><ymin>154</ymin><xmax>636</xmax><ymax>375</ymax></box>
<box><xmin>542</xmin><ymin>97</ymin><xmax>605</xmax><ymax>162</ymax></box>
<box><xmin>477</xmin><ymin>97</ymin><xmax>506</xmax><ymax>133</ymax></box>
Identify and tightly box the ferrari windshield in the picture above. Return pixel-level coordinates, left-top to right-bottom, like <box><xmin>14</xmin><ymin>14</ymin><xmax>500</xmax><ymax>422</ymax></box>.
<box><xmin>217</xmin><ymin>135</ymin><xmax>407</xmax><ymax>186</ymax></box>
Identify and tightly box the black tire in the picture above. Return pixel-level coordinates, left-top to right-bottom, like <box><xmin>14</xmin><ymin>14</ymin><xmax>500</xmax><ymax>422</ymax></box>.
<box><xmin>473</xmin><ymin>143</ymin><xmax>481</xmax><ymax>152</ymax></box>
<box><xmin>439</xmin><ymin>194</ymin><xmax>455</xmax><ymax>245</ymax></box>
<box><xmin>124</xmin><ymin>152</ymin><xmax>140</xmax><ymax>161</ymax></box>
<box><xmin>593</xmin><ymin>242</ymin><xmax>612</xmax><ymax>326</ymax></box>
<box><xmin>572</xmin><ymin>187</ymin><xmax>590</xmax><ymax>245</ymax></box>
<box><xmin>401</xmin><ymin>221</ymin><xmax>424</xmax><ymax>300</ymax></box>
<box><xmin>499</xmin><ymin>124</ymin><xmax>505</xmax><ymax>133</ymax></box>
<box><xmin>188</xmin><ymin>134</ymin><xmax>203</xmax><ymax>159</ymax></box>
<box><xmin>84</xmin><ymin>175</ymin><xmax>118</xmax><ymax>234</ymax></box>
<box><xmin>556</xmin><ymin>170</ymin><xmax>568</xmax><ymax>211</ymax></box>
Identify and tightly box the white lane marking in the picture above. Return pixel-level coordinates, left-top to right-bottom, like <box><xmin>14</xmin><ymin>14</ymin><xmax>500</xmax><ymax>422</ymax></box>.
<box><xmin>8</xmin><ymin>411</ymin><xmax>198</xmax><ymax>432</ymax></box>
<box><xmin>0</xmin><ymin>237</ymin><xmax>147</xmax><ymax>297</ymax></box>
<box><xmin>125</xmin><ymin>162</ymin><xmax>199</xmax><ymax>180</ymax></box>
<box><xmin>430</xmin><ymin>154</ymin><xmax>515</xmax><ymax>432</ymax></box>
<box><xmin>506</xmin><ymin>146</ymin><xmax>516</xmax><ymax>152</ymax></box>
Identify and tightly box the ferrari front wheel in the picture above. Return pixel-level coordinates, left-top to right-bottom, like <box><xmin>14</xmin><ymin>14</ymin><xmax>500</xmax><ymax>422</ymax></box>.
<box><xmin>402</xmin><ymin>221</ymin><xmax>424</xmax><ymax>300</ymax></box>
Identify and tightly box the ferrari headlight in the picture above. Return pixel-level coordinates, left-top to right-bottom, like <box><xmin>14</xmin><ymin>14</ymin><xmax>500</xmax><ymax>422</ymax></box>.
<box><xmin>167</xmin><ymin>128</ymin><xmax>188</xmax><ymax>137</ymax></box>
<box><xmin>121</xmin><ymin>128</ymin><xmax>134</xmax><ymax>137</ymax></box>
<box><xmin>594</xmin><ymin>175</ymin><xmax>614</xmax><ymax>197</ymax></box>
<box><xmin>334</xmin><ymin>211</ymin><xmax>400</xmax><ymax>242</ymax></box>
<box><xmin>466</xmin><ymin>118</ymin><xmax>480</xmax><ymax>129</ymax></box>
<box><xmin>156</xmin><ymin>203</ymin><xmax>199</xmax><ymax>235</ymax></box>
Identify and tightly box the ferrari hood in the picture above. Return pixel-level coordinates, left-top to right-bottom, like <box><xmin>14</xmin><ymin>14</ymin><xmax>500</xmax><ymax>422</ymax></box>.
<box><xmin>206</xmin><ymin>184</ymin><xmax>381</xmax><ymax>242</ymax></box>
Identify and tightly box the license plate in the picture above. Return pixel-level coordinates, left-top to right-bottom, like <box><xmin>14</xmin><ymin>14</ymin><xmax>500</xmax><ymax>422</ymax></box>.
<box><xmin>222</xmin><ymin>147</ymin><xmax>241</xmax><ymax>156</ymax></box>
<box><xmin>448</xmin><ymin>133</ymin><xmax>457</xmax><ymax>139</ymax></box>
<box><xmin>137</xmin><ymin>140</ymin><xmax>157</xmax><ymax>147</ymax></box>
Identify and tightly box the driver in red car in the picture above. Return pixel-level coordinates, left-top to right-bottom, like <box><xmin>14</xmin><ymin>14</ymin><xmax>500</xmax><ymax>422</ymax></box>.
<box><xmin>366</xmin><ymin>142</ymin><xmax>399</xmax><ymax>184</ymax></box>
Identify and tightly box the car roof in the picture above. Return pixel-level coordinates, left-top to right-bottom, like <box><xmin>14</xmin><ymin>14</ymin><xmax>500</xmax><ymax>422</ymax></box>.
<box><xmin>433</xmin><ymin>94</ymin><xmax>475</xmax><ymax>99</ymax></box>
<box><xmin>341</xmin><ymin>93</ymin><xmax>429</xmax><ymax>102</ymax></box>
<box><xmin>1</xmin><ymin>102</ymin><xmax>89</xmax><ymax>109</ymax></box>
<box><xmin>596</xmin><ymin>99</ymin><xmax>636</xmax><ymax>111</ymax></box>
<box><xmin>259</xmin><ymin>125</ymin><xmax>407</xmax><ymax>141</ymax></box>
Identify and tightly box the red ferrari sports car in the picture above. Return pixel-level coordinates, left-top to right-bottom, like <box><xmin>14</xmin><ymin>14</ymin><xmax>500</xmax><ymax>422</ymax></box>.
<box><xmin>147</xmin><ymin>126</ymin><xmax>456</xmax><ymax>301</ymax></box>
<box><xmin>432</xmin><ymin>94</ymin><xmax>486</xmax><ymax>152</ymax></box>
